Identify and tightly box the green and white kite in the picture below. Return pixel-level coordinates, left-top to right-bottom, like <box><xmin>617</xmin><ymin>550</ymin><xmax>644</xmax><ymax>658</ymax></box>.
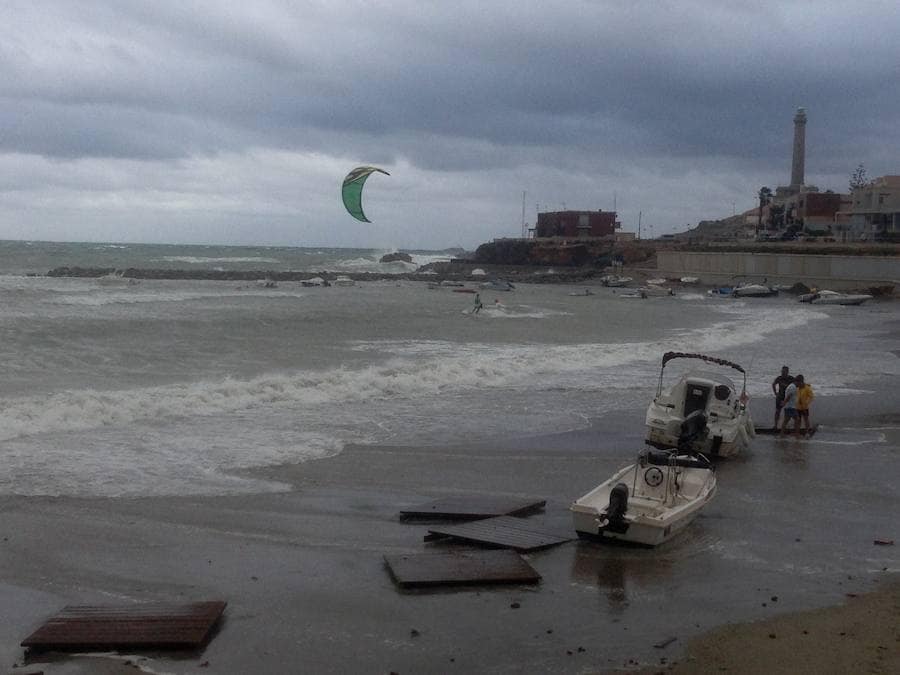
<box><xmin>341</xmin><ymin>166</ymin><xmax>390</xmax><ymax>222</ymax></box>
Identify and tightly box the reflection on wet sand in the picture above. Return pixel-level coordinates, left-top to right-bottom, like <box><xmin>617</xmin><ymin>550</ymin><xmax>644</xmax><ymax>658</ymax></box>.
<box><xmin>773</xmin><ymin>436</ymin><xmax>809</xmax><ymax>466</ymax></box>
<box><xmin>570</xmin><ymin>524</ymin><xmax>721</xmax><ymax>611</ymax></box>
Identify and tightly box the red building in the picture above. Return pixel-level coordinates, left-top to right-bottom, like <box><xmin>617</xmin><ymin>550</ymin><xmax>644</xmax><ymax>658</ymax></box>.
<box><xmin>534</xmin><ymin>210</ymin><xmax>620</xmax><ymax>238</ymax></box>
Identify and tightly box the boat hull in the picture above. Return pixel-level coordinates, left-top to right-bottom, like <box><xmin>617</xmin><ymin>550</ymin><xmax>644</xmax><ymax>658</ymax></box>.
<box><xmin>571</xmin><ymin>460</ymin><xmax>717</xmax><ymax>546</ymax></box>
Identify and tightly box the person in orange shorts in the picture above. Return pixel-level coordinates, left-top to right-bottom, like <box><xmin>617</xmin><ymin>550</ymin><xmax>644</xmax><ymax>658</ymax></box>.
<box><xmin>795</xmin><ymin>374</ymin><xmax>814</xmax><ymax>437</ymax></box>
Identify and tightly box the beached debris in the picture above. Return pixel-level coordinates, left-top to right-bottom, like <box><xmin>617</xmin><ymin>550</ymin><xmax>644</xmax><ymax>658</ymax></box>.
<box><xmin>21</xmin><ymin>601</ymin><xmax>226</xmax><ymax>653</ymax></box>
<box><xmin>424</xmin><ymin>515</ymin><xmax>573</xmax><ymax>552</ymax></box>
<box><xmin>399</xmin><ymin>495</ymin><xmax>545</xmax><ymax>521</ymax></box>
<box><xmin>384</xmin><ymin>550</ymin><xmax>540</xmax><ymax>588</ymax></box>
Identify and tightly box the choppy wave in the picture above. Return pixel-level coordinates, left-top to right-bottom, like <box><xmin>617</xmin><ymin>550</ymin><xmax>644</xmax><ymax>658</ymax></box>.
<box><xmin>44</xmin><ymin>288</ymin><xmax>307</xmax><ymax>306</ymax></box>
<box><xmin>2</xmin><ymin>289</ymin><xmax>891</xmax><ymax>498</ymax></box>
<box><xmin>158</xmin><ymin>255</ymin><xmax>281</xmax><ymax>264</ymax></box>
<box><xmin>0</xmin><ymin>301</ymin><xmax>828</xmax><ymax>444</ymax></box>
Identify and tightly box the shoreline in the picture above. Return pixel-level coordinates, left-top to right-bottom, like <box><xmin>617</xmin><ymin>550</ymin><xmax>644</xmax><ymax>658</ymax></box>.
<box><xmin>3</xmin><ymin>406</ymin><xmax>898</xmax><ymax>673</ymax></box>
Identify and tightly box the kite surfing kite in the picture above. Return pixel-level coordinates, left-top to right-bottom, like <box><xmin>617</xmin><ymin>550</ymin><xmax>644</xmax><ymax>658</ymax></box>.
<box><xmin>341</xmin><ymin>166</ymin><xmax>390</xmax><ymax>222</ymax></box>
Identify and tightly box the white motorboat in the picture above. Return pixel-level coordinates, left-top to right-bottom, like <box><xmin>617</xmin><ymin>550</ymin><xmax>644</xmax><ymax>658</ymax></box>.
<box><xmin>570</xmin><ymin>449</ymin><xmax>716</xmax><ymax>546</ymax></box>
<box><xmin>800</xmin><ymin>290</ymin><xmax>873</xmax><ymax>305</ymax></box>
<box><xmin>680</xmin><ymin>276</ymin><xmax>700</xmax><ymax>284</ymax></box>
<box><xmin>646</xmin><ymin>277</ymin><xmax>667</xmax><ymax>285</ymax></box>
<box><xmin>600</xmin><ymin>274</ymin><xmax>633</xmax><ymax>287</ymax></box>
<box><xmin>480</xmin><ymin>279</ymin><xmax>515</xmax><ymax>291</ymax></box>
<box><xmin>645</xmin><ymin>351</ymin><xmax>754</xmax><ymax>458</ymax></box>
<box><xmin>96</xmin><ymin>271</ymin><xmax>138</xmax><ymax>286</ymax></box>
<box><xmin>638</xmin><ymin>284</ymin><xmax>674</xmax><ymax>297</ymax></box>
<box><xmin>731</xmin><ymin>283</ymin><xmax>777</xmax><ymax>297</ymax></box>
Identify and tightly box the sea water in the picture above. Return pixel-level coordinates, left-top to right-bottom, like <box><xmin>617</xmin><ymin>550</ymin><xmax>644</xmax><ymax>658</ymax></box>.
<box><xmin>1</xmin><ymin>240</ymin><xmax>897</xmax><ymax>497</ymax></box>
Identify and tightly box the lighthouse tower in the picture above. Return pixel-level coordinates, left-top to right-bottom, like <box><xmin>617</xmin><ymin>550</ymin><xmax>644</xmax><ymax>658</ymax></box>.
<box><xmin>790</xmin><ymin>107</ymin><xmax>807</xmax><ymax>188</ymax></box>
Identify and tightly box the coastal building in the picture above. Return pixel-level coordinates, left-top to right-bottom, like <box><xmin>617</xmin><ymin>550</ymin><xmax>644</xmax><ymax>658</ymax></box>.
<box><xmin>842</xmin><ymin>175</ymin><xmax>900</xmax><ymax>241</ymax></box>
<box><xmin>533</xmin><ymin>210</ymin><xmax>620</xmax><ymax>239</ymax></box>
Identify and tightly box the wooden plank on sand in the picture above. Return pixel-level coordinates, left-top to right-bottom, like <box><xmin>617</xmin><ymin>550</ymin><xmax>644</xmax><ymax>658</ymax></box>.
<box><xmin>755</xmin><ymin>424</ymin><xmax>818</xmax><ymax>438</ymax></box>
<box><xmin>21</xmin><ymin>601</ymin><xmax>226</xmax><ymax>652</ymax></box>
<box><xmin>426</xmin><ymin>515</ymin><xmax>573</xmax><ymax>552</ymax></box>
<box><xmin>399</xmin><ymin>495</ymin><xmax>546</xmax><ymax>521</ymax></box>
<box><xmin>385</xmin><ymin>549</ymin><xmax>540</xmax><ymax>588</ymax></box>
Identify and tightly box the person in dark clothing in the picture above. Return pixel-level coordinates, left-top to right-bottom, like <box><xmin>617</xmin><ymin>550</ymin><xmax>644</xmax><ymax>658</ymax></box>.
<box><xmin>772</xmin><ymin>365</ymin><xmax>795</xmax><ymax>431</ymax></box>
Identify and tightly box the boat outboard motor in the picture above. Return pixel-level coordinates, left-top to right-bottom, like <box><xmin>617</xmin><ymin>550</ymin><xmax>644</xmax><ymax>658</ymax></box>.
<box><xmin>677</xmin><ymin>409</ymin><xmax>708</xmax><ymax>451</ymax></box>
<box><xmin>603</xmin><ymin>482</ymin><xmax>630</xmax><ymax>533</ymax></box>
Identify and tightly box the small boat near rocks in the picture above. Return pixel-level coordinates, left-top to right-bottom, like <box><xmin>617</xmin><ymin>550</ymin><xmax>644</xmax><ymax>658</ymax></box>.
<box><xmin>798</xmin><ymin>290</ymin><xmax>873</xmax><ymax>305</ymax></box>
<box><xmin>731</xmin><ymin>283</ymin><xmax>778</xmax><ymax>297</ymax></box>
<box><xmin>600</xmin><ymin>274</ymin><xmax>633</xmax><ymax>287</ymax></box>
<box><xmin>637</xmin><ymin>284</ymin><xmax>675</xmax><ymax>297</ymax></box>
<box><xmin>571</xmin><ymin>448</ymin><xmax>716</xmax><ymax>546</ymax></box>
<box><xmin>480</xmin><ymin>279</ymin><xmax>515</xmax><ymax>291</ymax></box>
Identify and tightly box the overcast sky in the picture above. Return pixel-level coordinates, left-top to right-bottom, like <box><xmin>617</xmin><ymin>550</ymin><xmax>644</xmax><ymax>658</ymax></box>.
<box><xmin>1</xmin><ymin>1</ymin><xmax>898</xmax><ymax>249</ymax></box>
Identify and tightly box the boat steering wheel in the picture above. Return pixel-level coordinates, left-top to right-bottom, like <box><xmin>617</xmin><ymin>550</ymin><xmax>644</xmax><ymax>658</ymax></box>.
<box><xmin>644</xmin><ymin>467</ymin><xmax>664</xmax><ymax>487</ymax></box>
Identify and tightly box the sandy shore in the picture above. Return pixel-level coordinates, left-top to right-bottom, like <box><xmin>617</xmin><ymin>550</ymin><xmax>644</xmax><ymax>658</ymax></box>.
<box><xmin>631</xmin><ymin>576</ymin><xmax>900</xmax><ymax>675</ymax></box>
<box><xmin>1</xmin><ymin>400</ymin><xmax>898</xmax><ymax>674</ymax></box>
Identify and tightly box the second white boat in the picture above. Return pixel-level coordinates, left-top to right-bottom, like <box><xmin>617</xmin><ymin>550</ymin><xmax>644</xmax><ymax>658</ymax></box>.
<box><xmin>571</xmin><ymin>449</ymin><xmax>716</xmax><ymax>546</ymax></box>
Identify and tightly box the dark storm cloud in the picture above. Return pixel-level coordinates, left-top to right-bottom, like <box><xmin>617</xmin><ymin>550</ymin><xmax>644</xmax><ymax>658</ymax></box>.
<box><xmin>5</xmin><ymin>1</ymin><xmax>898</xmax><ymax>169</ymax></box>
<box><xmin>1</xmin><ymin>1</ymin><xmax>899</xmax><ymax>244</ymax></box>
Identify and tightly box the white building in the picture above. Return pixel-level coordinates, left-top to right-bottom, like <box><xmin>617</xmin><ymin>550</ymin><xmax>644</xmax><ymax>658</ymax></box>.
<box><xmin>843</xmin><ymin>175</ymin><xmax>900</xmax><ymax>241</ymax></box>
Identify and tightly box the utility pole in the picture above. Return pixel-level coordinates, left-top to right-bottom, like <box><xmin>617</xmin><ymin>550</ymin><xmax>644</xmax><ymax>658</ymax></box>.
<box><xmin>613</xmin><ymin>191</ymin><xmax>617</xmax><ymax>213</ymax></box>
<box><xmin>638</xmin><ymin>211</ymin><xmax>642</xmax><ymax>240</ymax></box>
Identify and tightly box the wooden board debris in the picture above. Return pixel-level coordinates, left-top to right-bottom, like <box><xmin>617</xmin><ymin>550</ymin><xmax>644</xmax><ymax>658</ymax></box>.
<box><xmin>425</xmin><ymin>515</ymin><xmax>573</xmax><ymax>552</ymax></box>
<box><xmin>385</xmin><ymin>549</ymin><xmax>540</xmax><ymax>588</ymax></box>
<box><xmin>755</xmin><ymin>424</ymin><xmax>818</xmax><ymax>438</ymax></box>
<box><xmin>399</xmin><ymin>495</ymin><xmax>546</xmax><ymax>521</ymax></box>
<box><xmin>21</xmin><ymin>601</ymin><xmax>226</xmax><ymax>652</ymax></box>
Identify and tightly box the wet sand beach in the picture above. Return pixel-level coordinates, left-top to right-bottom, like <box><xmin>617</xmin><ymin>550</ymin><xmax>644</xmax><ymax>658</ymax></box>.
<box><xmin>632</xmin><ymin>576</ymin><xmax>900</xmax><ymax>674</ymax></box>
<box><xmin>1</xmin><ymin>393</ymin><xmax>898</xmax><ymax>674</ymax></box>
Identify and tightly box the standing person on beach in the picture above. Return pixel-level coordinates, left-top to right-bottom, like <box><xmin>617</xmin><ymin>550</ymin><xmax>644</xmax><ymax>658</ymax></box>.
<box><xmin>772</xmin><ymin>365</ymin><xmax>794</xmax><ymax>431</ymax></box>
<box><xmin>780</xmin><ymin>377</ymin><xmax>799</xmax><ymax>436</ymax></box>
<box><xmin>795</xmin><ymin>374</ymin><xmax>814</xmax><ymax>436</ymax></box>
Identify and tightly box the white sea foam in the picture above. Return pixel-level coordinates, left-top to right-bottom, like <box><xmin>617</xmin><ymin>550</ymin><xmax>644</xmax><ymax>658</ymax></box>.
<box><xmin>0</xmin><ymin>292</ymin><xmax>888</xmax><ymax>498</ymax></box>
<box><xmin>0</xmin><ymin>299</ymin><xmax>838</xmax><ymax>449</ymax></box>
<box><xmin>44</xmin><ymin>288</ymin><xmax>307</xmax><ymax>305</ymax></box>
<box><xmin>157</xmin><ymin>255</ymin><xmax>280</xmax><ymax>264</ymax></box>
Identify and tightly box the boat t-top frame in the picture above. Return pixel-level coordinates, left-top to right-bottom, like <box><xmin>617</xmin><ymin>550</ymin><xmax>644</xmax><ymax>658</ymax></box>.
<box><xmin>656</xmin><ymin>351</ymin><xmax>748</xmax><ymax>398</ymax></box>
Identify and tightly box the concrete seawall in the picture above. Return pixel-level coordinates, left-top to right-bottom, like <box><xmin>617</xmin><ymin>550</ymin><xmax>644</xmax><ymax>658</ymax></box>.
<box><xmin>655</xmin><ymin>251</ymin><xmax>899</xmax><ymax>290</ymax></box>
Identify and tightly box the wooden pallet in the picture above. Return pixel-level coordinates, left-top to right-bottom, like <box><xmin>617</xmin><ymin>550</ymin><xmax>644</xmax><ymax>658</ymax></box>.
<box><xmin>21</xmin><ymin>601</ymin><xmax>226</xmax><ymax>652</ymax></box>
<box><xmin>399</xmin><ymin>495</ymin><xmax>546</xmax><ymax>521</ymax></box>
<box><xmin>425</xmin><ymin>515</ymin><xmax>573</xmax><ymax>552</ymax></box>
<box><xmin>756</xmin><ymin>424</ymin><xmax>818</xmax><ymax>438</ymax></box>
<box><xmin>385</xmin><ymin>550</ymin><xmax>540</xmax><ymax>588</ymax></box>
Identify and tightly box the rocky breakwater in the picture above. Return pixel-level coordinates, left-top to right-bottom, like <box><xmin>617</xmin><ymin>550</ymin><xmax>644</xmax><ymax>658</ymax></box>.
<box><xmin>47</xmin><ymin>263</ymin><xmax>607</xmax><ymax>285</ymax></box>
<box><xmin>46</xmin><ymin>266</ymin><xmax>426</xmax><ymax>283</ymax></box>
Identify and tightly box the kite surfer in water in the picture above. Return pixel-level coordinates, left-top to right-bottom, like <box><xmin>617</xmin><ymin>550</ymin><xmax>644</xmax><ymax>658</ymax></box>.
<box><xmin>472</xmin><ymin>292</ymin><xmax>483</xmax><ymax>314</ymax></box>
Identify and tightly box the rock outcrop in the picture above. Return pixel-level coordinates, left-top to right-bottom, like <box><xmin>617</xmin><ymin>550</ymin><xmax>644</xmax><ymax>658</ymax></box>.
<box><xmin>379</xmin><ymin>252</ymin><xmax>413</xmax><ymax>263</ymax></box>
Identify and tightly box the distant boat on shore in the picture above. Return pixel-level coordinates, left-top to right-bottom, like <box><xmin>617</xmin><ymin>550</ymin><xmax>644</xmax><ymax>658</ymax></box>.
<box><xmin>799</xmin><ymin>290</ymin><xmax>873</xmax><ymax>305</ymax></box>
